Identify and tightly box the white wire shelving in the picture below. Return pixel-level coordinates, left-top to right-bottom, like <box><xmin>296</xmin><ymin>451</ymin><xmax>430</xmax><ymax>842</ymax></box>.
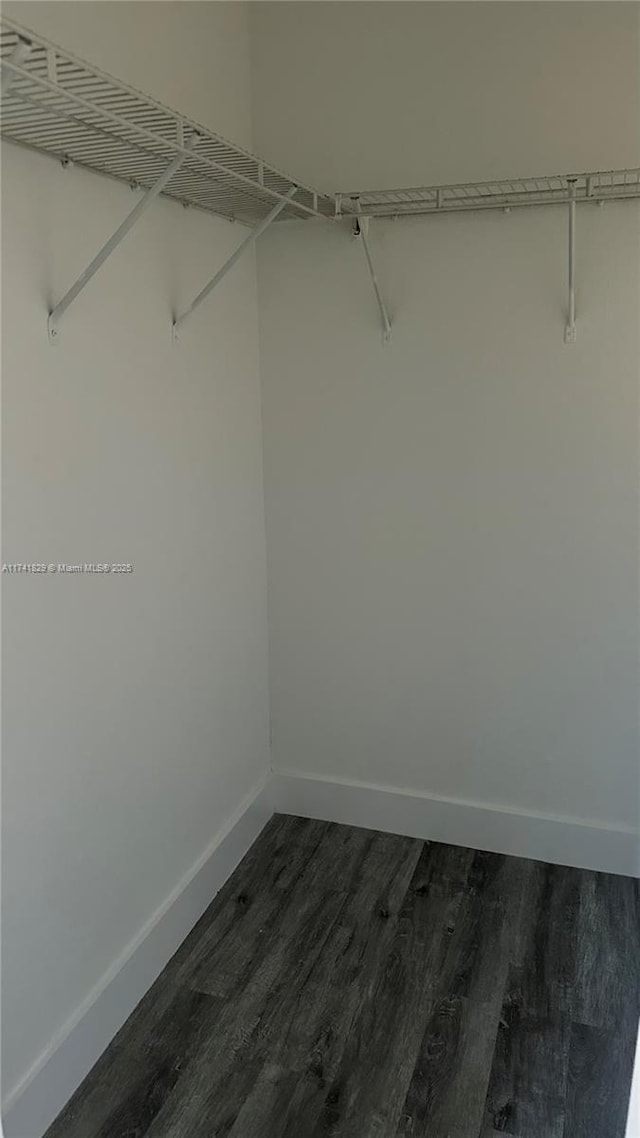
<box><xmin>338</xmin><ymin>170</ymin><xmax>640</xmax><ymax>219</ymax></box>
<box><xmin>0</xmin><ymin>17</ymin><xmax>333</xmax><ymax>227</ymax></box>
<box><xmin>0</xmin><ymin>15</ymin><xmax>337</xmax><ymax>340</ymax></box>
<box><xmin>338</xmin><ymin>170</ymin><xmax>640</xmax><ymax>343</ymax></box>
<box><xmin>2</xmin><ymin>14</ymin><xmax>639</xmax><ymax>344</ymax></box>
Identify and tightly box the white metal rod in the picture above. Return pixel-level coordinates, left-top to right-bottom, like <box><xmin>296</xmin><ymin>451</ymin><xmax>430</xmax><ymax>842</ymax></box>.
<box><xmin>173</xmin><ymin>186</ymin><xmax>297</xmax><ymax>334</ymax></box>
<box><xmin>353</xmin><ymin>202</ymin><xmax>392</xmax><ymax>342</ymax></box>
<box><xmin>49</xmin><ymin>145</ymin><xmax>193</xmax><ymax>337</ymax></box>
<box><xmin>1</xmin><ymin>38</ymin><xmax>31</xmax><ymax>98</ymax></box>
<box><xmin>0</xmin><ymin>56</ymin><xmax>323</xmax><ymax>221</ymax></box>
<box><xmin>566</xmin><ymin>179</ymin><xmax>577</xmax><ymax>340</ymax></box>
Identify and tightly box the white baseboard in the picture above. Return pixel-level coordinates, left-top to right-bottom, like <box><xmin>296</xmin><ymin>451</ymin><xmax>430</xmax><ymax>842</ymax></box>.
<box><xmin>2</xmin><ymin>773</ymin><xmax>275</xmax><ymax>1138</ymax></box>
<box><xmin>274</xmin><ymin>769</ymin><xmax>639</xmax><ymax>878</ymax></box>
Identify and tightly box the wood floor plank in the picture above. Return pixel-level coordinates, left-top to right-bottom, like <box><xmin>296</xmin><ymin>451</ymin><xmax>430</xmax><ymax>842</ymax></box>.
<box><xmin>510</xmin><ymin>863</ymin><xmax>581</xmax><ymax>1022</ymax></box>
<box><xmin>308</xmin><ymin>842</ymin><xmax>475</xmax><ymax>1138</ymax></box>
<box><xmin>482</xmin><ymin>971</ymin><xmax>571</xmax><ymax>1137</ymax></box>
<box><xmin>573</xmin><ymin>869</ymin><xmax>640</xmax><ymax>1030</ymax></box>
<box><xmin>563</xmin><ymin>1020</ymin><xmax>637</xmax><ymax>1138</ymax></box>
<box><xmin>442</xmin><ymin>849</ymin><xmax>530</xmax><ymax>1003</ymax></box>
<box><xmin>395</xmin><ymin>994</ymin><xmax>500</xmax><ymax>1138</ymax></box>
<box><xmin>394</xmin><ymin>850</ymin><xmax>529</xmax><ymax>1138</ymax></box>
<box><xmin>224</xmin><ymin>832</ymin><xmax>424</xmax><ymax>1138</ymax></box>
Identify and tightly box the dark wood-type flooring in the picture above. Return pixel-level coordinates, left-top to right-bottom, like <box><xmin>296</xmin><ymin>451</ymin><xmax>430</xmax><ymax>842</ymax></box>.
<box><xmin>46</xmin><ymin>815</ymin><xmax>640</xmax><ymax>1137</ymax></box>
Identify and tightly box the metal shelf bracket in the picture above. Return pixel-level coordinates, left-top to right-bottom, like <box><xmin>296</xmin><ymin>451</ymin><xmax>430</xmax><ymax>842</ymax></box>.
<box><xmin>48</xmin><ymin>132</ymin><xmax>197</xmax><ymax>343</ymax></box>
<box><xmin>172</xmin><ymin>185</ymin><xmax>298</xmax><ymax>339</ymax></box>
<box><xmin>564</xmin><ymin>179</ymin><xmax>577</xmax><ymax>344</ymax></box>
<box><xmin>352</xmin><ymin>199</ymin><xmax>392</xmax><ymax>343</ymax></box>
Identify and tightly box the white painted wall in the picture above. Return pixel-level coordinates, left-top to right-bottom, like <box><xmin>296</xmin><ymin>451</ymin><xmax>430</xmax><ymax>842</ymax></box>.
<box><xmin>251</xmin><ymin>4</ymin><xmax>640</xmax><ymax>834</ymax></box>
<box><xmin>2</xmin><ymin>0</ymin><xmax>271</xmax><ymax>1113</ymax></box>
<box><xmin>250</xmin><ymin>1</ymin><xmax>640</xmax><ymax>192</ymax></box>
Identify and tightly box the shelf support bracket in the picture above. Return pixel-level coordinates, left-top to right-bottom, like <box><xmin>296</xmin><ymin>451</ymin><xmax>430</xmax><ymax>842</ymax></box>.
<box><xmin>48</xmin><ymin>135</ymin><xmax>196</xmax><ymax>342</ymax></box>
<box><xmin>172</xmin><ymin>185</ymin><xmax>298</xmax><ymax>338</ymax></box>
<box><xmin>352</xmin><ymin>199</ymin><xmax>392</xmax><ymax>343</ymax></box>
<box><xmin>564</xmin><ymin>179</ymin><xmax>577</xmax><ymax>343</ymax></box>
<box><xmin>1</xmin><ymin>36</ymin><xmax>32</xmax><ymax>97</ymax></box>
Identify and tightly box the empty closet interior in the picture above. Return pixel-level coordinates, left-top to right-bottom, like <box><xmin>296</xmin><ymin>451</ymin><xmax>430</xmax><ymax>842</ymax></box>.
<box><xmin>2</xmin><ymin>4</ymin><xmax>639</xmax><ymax>1137</ymax></box>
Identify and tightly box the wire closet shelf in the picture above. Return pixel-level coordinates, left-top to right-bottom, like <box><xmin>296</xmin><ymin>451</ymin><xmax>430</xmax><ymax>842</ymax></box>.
<box><xmin>2</xmin><ymin>15</ymin><xmax>639</xmax><ymax>345</ymax></box>
<box><xmin>338</xmin><ymin>170</ymin><xmax>640</xmax><ymax>218</ymax></box>
<box><xmin>0</xmin><ymin>16</ymin><xmax>334</xmax><ymax>226</ymax></box>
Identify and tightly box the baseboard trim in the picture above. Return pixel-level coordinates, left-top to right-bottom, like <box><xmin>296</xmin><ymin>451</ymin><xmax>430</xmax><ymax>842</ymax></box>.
<box><xmin>2</xmin><ymin>773</ymin><xmax>275</xmax><ymax>1138</ymax></box>
<box><xmin>274</xmin><ymin>770</ymin><xmax>639</xmax><ymax>878</ymax></box>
